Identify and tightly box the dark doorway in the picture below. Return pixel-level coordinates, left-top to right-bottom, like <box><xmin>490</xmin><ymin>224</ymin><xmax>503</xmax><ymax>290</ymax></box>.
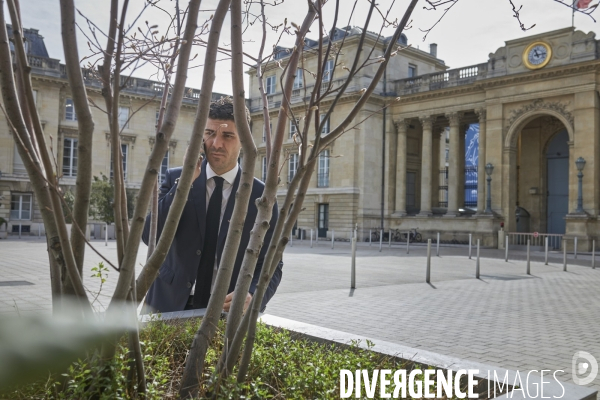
<box><xmin>546</xmin><ymin>130</ymin><xmax>569</xmax><ymax>234</ymax></box>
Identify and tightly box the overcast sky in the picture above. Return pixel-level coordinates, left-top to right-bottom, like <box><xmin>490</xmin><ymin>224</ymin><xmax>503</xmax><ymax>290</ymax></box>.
<box><xmin>10</xmin><ymin>0</ymin><xmax>600</xmax><ymax>95</ymax></box>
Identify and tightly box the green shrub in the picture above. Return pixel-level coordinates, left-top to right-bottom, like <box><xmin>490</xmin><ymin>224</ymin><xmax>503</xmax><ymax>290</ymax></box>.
<box><xmin>7</xmin><ymin>318</ymin><xmax>452</xmax><ymax>399</ymax></box>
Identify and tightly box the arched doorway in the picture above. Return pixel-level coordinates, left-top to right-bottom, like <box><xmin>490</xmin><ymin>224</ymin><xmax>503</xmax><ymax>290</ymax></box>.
<box><xmin>504</xmin><ymin>113</ymin><xmax>571</xmax><ymax>233</ymax></box>
<box><xmin>546</xmin><ymin>130</ymin><xmax>569</xmax><ymax>234</ymax></box>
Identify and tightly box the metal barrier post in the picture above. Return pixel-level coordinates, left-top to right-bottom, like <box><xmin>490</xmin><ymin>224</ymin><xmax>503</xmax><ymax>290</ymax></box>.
<box><xmin>469</xmin><ymin>233</ymin><xmax>472</xmax><ymax>259</ymax></box>
<box><xmin>19</xmin><ymin>224</ymin><xmax>21</xmax><ymax>239</ymax></box>
<box><xmin>38</xmin><ymin>224</ymin><xmax>41</xmax><ymax>237</ymax></box>
<box><xmin>290</xmin><ymin>231</ymin><xmax>293</xmax><ymax>247</ymax></box>
<box><xmin>505</xmin><ymin>235</ymin><xmax>508</xmax><ymax>262</ymax></box>
<box><xmin>476</xmin><ymin>239</ymin><xmax>480</xmax><ymax>278</ymax></box>
<box><xmin>389</xmin><ymin>230</ymin><xmax>392</xmax><ymax>249</ymax></box>
<box><xmin>369</xmin><ymin>230</ymin><xmax>372</xmax><ymax>247</ymax></box>
<box><xmin>310</xmin><ymin>229</ymin><xmax>313</xmax><ymax>248</ymax></box>
<box><xmin>593</xmin><ymin>239</ymin><xmax>596</xmax><ymax>269</ymax></box>
<box><xmin>526</xmin><ymin>239</ymin><xmax>531</xmax><ymax>275</ymax></box>
<box><xmin>544</xmin><ymin>236</ymin><xmax>548</xmax><ymax>265</ymax></box>
<box><xmin>332</xmin><ymin>230</ymin><xmax>334</xmax><ymax>249</ymax></box>
<box><xmin>105</xmin><ymin>222</ymin><xmax>108</xmax><ymax>246</ymax></box>
<box><xmin>563</xmin><ymin>239</ymin><xmax>567</xmax><ymax>271</ymax></box>
<box><xmin>406</xmin><ymin>232</ymin><xmax>410</xmax><ymax>254</ymax></box>
<box><xmin>379</xmin><ymin>230</ymin><xmax>383</xmax><ymax>252</ymax></box>
<box><xmin>436</xmin><ymin>232</ymin><xmax>440</xmax><ymax>257</ymax></box>
<box><xmin>574</xmin><ymin>237</ymin><xmax>578</xmax><ymax>259</ymax></box>
<box><xmin>351</xmin><ymin>234</ymin><xmax>356</xmax><ymax>289</ymax></box>
<box><xmin>426</xmin><ymin>239</ymin><xmax>431</xmax><ymax>283</ymax></box>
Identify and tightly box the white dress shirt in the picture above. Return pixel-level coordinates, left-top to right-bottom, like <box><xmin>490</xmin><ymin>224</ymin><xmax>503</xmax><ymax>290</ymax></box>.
<box><xmin>191</xmin><ymin>163</ymin><xmax>239</xmax><ymax>295</ymax></box>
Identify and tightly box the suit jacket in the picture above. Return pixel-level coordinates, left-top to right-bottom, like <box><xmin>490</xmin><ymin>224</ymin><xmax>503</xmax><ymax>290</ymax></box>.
<box><xmin>142</xmin><ymin>159</ymin><xmax>283</xmax><ymax>313</ymax></box>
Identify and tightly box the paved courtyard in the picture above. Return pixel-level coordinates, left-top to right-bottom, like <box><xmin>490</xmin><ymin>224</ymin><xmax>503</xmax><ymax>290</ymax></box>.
<box><xmin>1</xmin><ymin>237</ymin><xmax>599</xmax><ymax>393</ymax></box>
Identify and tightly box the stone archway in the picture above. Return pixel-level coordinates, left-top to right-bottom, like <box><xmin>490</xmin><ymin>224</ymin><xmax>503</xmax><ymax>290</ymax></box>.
<box><xmin>502</xmin><ymin>108</ymin><xmax>572</xmax><ymax>233</ymax></box>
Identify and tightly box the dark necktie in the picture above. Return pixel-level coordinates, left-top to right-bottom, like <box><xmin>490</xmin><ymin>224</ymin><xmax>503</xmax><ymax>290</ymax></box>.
<box><xmin>193</xmin><ymin>176</ymin><xmax>224</xmax><ymax>308</ymax></box>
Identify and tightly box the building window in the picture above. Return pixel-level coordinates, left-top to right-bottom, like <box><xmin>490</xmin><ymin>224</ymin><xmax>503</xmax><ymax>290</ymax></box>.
<box><xmin>262</xmin><ymin>156</ymin><xmax>267</xmax><ymax>182</ymax></box>
<box><xmin>65</xmin><ymin>98</ymin><xmax>77</xmax><ymax>121</ymax></box>
<box><xmin>288</xmin><ymin>153</ymin><xmax>298</xmax><ymax>183</ymax></box>
<box><xmin>262</xmin><ymin>123</ymin><xmax>271</xmax><ymax>142</ymax></box>
<box><xmin>110</xmin><ymin>144</ymin><xmax>128</xmax><ymax>181</ymax></box>
<box><xmin>408</xmin><ymin>64</ymin><xmax>417</xmax><ymax>78</ymax></box>
<box><xmin>289</xmin><ymin>118</ymin><xmax>299</xmax><ymax>138</ymax></box>
<box><xmin>317</xmin><ymin>149</ymin><xmax>330</xmax><ymax>187</ymax></box>
<box><xmin>10</xmin><ymin>193</ymin><xmax>32</xmax><ymax>220</ymax></box>
<box><xmin>293</xmin><ymin>68</ymin><xmax>303</xmax><ymax>89</ymax></box>
<box><xmin>320</xmin><ymin>114</ymin><xmax>330</xmax><ymax>136</ymax></box>
<box><xmin>118</xmin><ymin>106</ymin><xmax>130</xmax><ymax>129</ymax></box>
<box><xmin>318</xmin><ymin>203</ymin><xmax>329</xmax><ymax>238</ymax></box>
<box><xmin>155</xmin><ymin>109</ymin><xmax>160</xmax><ymax>128</ymax></box>
<box><xmin>62</xmin><ymin>138</ymin><xmax>78</xmax><ymax>177</ymax></box>
<box><xmin>323</xmin><ymin>60</ymin><xmax>334</xmax><ymax>82</ymax></box>
<box><xmin>266</xmin><ymin>75</ymin><xmax>276</xmax><ymax>95</ymax></box>
<box><xmin>160</xmin><ymin>151</ymin><xmax>169</xmax><ymax>183</ymax></box>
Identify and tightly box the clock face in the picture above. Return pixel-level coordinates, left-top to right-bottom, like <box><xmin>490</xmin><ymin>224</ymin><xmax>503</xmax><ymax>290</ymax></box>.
<box><xmin>528</xmin><ymin>45</ymin><xmax>548</xmax><ymax>65</ymax></box>
<box><xmin>523</xmin><ymin>41</ymin><xmax>552</xmax><ymax>70</ymax></box>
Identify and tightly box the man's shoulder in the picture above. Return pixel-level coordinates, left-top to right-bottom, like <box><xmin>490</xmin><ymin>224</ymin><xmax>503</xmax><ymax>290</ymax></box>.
<box><xmin>168</xmin><ymin>167</ymin><xmax>183</xmax><ymax>179</ymax></box>
<box><xmin>251</xmin><ymin>176</ymin><xmax>266</xmax><ymax>191</ymax></box>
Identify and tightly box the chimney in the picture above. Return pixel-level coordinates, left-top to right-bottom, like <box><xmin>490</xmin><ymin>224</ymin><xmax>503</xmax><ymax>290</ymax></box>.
<box><xmin>430</xmin><ymin>43</ymin><xmax>438</xmax><ymax>58</ymax></box>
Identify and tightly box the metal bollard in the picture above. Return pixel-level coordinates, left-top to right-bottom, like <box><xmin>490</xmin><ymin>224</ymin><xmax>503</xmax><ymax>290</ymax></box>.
<box><xmin>316</xmin><ymin>229</ymin><xmax>318</xmax><ymax>246</ymax></box>
<box><xmin>544</xmin><ymin>236</ymin><xmax>548</xmax><ymax>265</ymax></box>
<box><xmin>389</xmin><ymin>230</ymin><xmax>392</xmax><ymax>249</ymax></box>
<box><xmin>406</xmin><ymin>232</ymin><xmax>410</xmax><ymax>254</ymax></box>
<box><xmin>563</xmin><ymin>239</ymin><xmax>567</xmax><ymax>272</ymax></box>
<box><xmin>476</xmin><ymin>239</ymin><xmax>480</xmax><ymax>278</ymax></box>
<box><xmin>290</xmin><ymin>232</ymin><xmax>293</xmax><ymax>247</ymax></box>
<box><xmin>310</xmin><ymin>229</ymin><xmax>313</xmax><ymax>248</ymax></box>
<box><xmin>105</xmin><ymin>222</ymin><xmax>108</xmax><ymax>246</ymax></box>
<box><xmin>426</xmin><ymin>239</ymin><xmax>431</xmax><ymax>283</ymax></box>
<box><xmin>574</xmin><ymin>237</ymin><xmax>578</xmax><ymax>259</ymax></box>
<box><xmin>592</xmin><ymin>239</ymin><xmax>596</xmax><ymax>269</ymax></box>
<box><xmin>351</xmin><ymin>235</ymin><xmax>356</xmax><ymax>289</ymax></box>
<box><xmin>505</xmin><ymin>235</ymin><xmax>508</xmax><ymax>262</ymax></box>
<box><xmin>369</xmin><ymin>229</ymin><xmax>372</xmax><ymax>247</ymax></box>
<box><xmin>379</xmin><ymin>230</ymin><xmax>383</xmax><ymax>252</ymax></box>
<box><xmin>526</xmin><ymin>239</ymin><xmax>531</xmax><ymax>275</ymax></box>
<box><xmin>469</xmin><ymin>233</ymin><xmax>472</xmax><ymax>259</ymax></box>
<box><xmin>38</xmin><ymin>224</ymin><xmax>41</xmax><ymax>238</ymax></box>
<box><xmin>19</xmin><ymin>224</ymin><xmax>21</xmax><ymax>239</ymax></box>
<box><xmin>436</xmin><ymin>232</ymin><xmax>440</xmax><ymax>257</ymax></box>
<box><xmin>332</xmin><ymin>230</ymin><xmax>335</xmax><ymax>249</ymax></box>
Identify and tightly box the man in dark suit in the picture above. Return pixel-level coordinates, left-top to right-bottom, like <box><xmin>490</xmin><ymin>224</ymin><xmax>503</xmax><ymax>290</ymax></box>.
<box><xmin>142</xmin><ymin>98</ymin><xmax>283</xmax><ymax>313</ymax></box>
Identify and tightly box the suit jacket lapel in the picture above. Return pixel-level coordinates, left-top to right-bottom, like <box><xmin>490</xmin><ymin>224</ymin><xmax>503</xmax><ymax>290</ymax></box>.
<box><xmin>193</xmin><ymin>159</ymin><xmax>208</xmax><ymax>243</ymax></box>
<box><xmin>217</xmin><ymin>167</ymin><xmax>242</xmax><ymax>252</ymax></box>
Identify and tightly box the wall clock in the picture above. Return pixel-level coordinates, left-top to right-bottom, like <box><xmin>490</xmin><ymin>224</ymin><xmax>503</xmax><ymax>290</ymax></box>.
<box><xmin>523</xmin><ymin>41</ymin><xmax>552</xmax><ymax>70</ymax></box>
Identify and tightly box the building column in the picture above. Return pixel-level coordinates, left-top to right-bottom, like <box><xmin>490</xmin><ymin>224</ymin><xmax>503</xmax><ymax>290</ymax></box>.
<box><xmin>439</xmin><ymin>128</ymin><xmax>447</xmax><ymax>207</ymax></box>
<box><xmin>419</xmin><ymin>116</ymin><xmax>433</xmax><ymax>216</ymax></box>
<box><xmin>476</xmin><ymin>109</ymin><xmax>487</xmax><ymax>214</ymax></box>
<box><xmin>393</xmin><ymin>119</ymin><xmax>408</xmax><ymax>215</ymax></box>
<box><xmin>446</xmin><ymin>112</ymin><xmax>462</xmax><ymax>216</ymax></box>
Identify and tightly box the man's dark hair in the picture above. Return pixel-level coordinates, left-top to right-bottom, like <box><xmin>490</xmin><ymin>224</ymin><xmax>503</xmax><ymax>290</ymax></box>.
<box><xmin>209</xmin><ymin>96</ymin><xmax>251</xmax><ymax>125</ymax></box>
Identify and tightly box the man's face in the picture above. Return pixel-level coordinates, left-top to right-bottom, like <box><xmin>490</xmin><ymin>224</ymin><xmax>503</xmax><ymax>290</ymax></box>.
<box><xmin>203</xmin><ymin>118</ymin><xmax>241</xmax><ymax>175</ymax></box>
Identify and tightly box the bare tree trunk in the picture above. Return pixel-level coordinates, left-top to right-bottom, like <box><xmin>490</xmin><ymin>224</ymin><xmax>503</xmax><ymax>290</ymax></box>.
<box><xmin>130</xmin><ymin>0</ymin><xmax>207</xmax><ymax>306</ymax></box>
<box><xmin>3</xmin><ymin>1</ymin><xmax>92</xmax><ymax>314</ymax></box>
<box><xmin>59</xmin><ymin>0</ymin><xmax>95</xmax><ymax>287</ymax></box>
<box><xmin>220</xmin><ymin>3</ymin><xmax>317</xmax><ymax>378</ymax></box>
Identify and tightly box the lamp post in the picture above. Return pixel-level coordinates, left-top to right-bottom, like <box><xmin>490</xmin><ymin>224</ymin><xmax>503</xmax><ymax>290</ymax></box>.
<box><xmin>576</xmin><ymin>157</ymin><xmax>586</xmax><ymax>213</ymax></box>
<box><xmin>484</xmin><ymin>162</ymin><xmax>494</xmax><ymax>214</ymax></box>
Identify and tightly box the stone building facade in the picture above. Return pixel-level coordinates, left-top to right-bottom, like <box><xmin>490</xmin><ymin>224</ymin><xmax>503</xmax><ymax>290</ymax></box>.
<box><xmin>249</xmin><ymin>26</ymin><xmax>600</xmax><ymax>249</ymax></box>
<box><xmin>0</xmin><ymin>26</ymin><xmax>226</xmax><ymax>236</ymax></box>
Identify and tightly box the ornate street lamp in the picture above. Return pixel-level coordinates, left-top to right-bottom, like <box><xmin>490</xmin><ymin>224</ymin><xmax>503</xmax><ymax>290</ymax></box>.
<box><xmin>485</xmin><ymin>163</ymin><xmax>494</xmax><ymax>214</ymax></box>
<box><xmin>576</xmin><ymin>157</ymin><xmax>586</xmax><ymax>213</ymax></box>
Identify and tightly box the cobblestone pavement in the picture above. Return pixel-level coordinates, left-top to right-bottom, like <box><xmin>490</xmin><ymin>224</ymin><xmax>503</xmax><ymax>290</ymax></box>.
<box><xmin>1</xmin><ymin>237</ymin><xmax>599</xmax><ymax>393</ymax></box>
